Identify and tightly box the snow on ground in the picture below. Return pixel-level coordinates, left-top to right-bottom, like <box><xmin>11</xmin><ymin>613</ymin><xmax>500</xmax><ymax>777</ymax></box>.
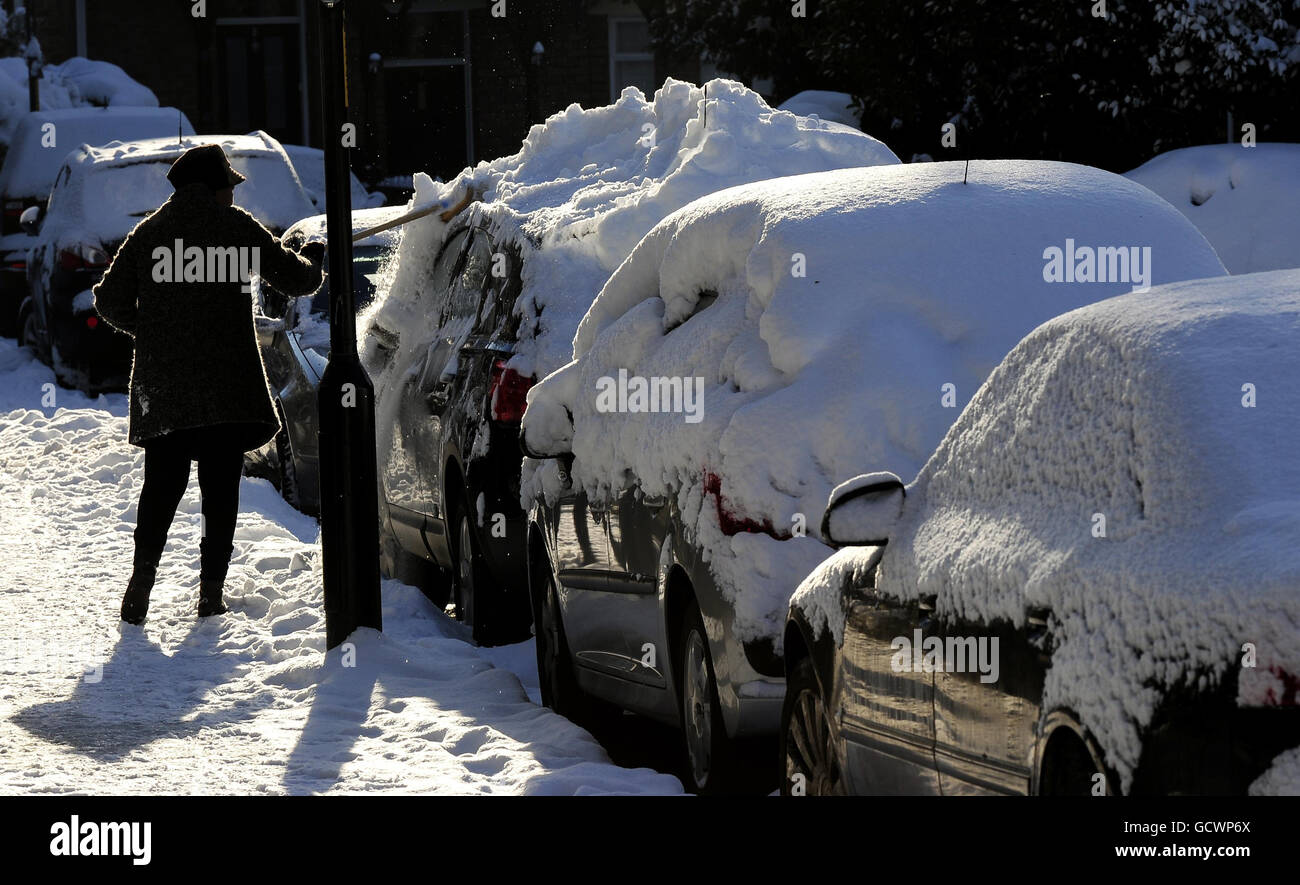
<box><xmin>524</xmin><ymin>160</ymin><xmax>1228</xmax><ymax>647</ymax></box>
<box><xmin>0</xmin><ymin>338</ymin><xmax>680</xmax><ymax>795</ymax></box>
<box><xmin>359</xmin><ymin>78</ymin><xmax>899</xmax><ymax>458</ymax></box>
<box><xmin>848</xmin><ymin>269</ymin><xmax>1300</xmax><ymax>791</ymax></box>
<box><xmin>1126</xmin><ymin>143</ymin><xmax>1300</xmax><ymax>274</ymax></box>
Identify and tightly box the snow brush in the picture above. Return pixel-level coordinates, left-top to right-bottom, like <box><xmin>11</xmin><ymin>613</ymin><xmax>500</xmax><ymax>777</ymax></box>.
<box><xmin>349</xmin><ymin>187</ymin><xmax>476</xmax><ymax>243</ymax></box>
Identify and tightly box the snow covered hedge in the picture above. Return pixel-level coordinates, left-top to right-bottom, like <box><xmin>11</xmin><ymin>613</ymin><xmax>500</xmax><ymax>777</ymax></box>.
<box><xmin>0</xmin><ymin>55</ymin><xmax>158</xmax><ymax>149</ymax></box>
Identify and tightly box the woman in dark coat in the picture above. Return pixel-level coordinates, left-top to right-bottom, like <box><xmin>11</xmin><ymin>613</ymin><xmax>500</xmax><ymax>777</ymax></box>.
<box><xmin>94</xmin><ymin>144</ymin><xmax>324</xmax><ymax>624</ymax></box>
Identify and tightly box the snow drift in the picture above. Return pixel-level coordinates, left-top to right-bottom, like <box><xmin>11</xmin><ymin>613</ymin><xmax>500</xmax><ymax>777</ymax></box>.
<box><xmin>524</xmin><ymin>160</ymin><xmax>1229</xmax><ymax>645</ymax></box>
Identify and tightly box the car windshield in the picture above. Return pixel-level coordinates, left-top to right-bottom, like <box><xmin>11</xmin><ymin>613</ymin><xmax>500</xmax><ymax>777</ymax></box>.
<box><xmin>309</xmin><ymin>246</ymin><xmax>387</xmax><ymax>316</ymax></box>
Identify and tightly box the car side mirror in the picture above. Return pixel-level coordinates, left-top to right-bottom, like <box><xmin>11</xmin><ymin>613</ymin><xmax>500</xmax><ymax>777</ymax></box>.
<box><xmin>19</xmin><ymin>205</ymin><xmax>42</xmax><ymax>236</ymax></box>
<box><xmin>821</xmin><ymin>471</ymin><xmax>906</xmax><ymax>547</ymax></box>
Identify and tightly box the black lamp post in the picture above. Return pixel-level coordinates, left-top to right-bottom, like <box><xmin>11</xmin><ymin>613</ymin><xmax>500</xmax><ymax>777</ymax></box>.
<box><xmin>316</xmin><ymin>0</ymin><xmax>382</xmax><ymax>649</ymax></box>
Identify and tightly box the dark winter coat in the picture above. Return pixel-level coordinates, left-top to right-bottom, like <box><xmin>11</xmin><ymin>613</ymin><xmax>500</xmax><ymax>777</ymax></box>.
<box><xmin>93</xmin><ymin>183</ymin><xmax>323</xmax><ymax>450</ymax></box>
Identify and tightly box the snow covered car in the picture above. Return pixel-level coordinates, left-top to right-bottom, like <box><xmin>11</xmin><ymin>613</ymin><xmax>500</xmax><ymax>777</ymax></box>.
<box><xmin>251</xmin><ymin>206</ymin><xmax>404</xmax><ymax>515</ymax></box>
<box><xmin>519</xmin><ymin>160</ymin><xmax>1229</xmax><ymax>792</ymax></box>
<box><xmin>362</xmin><ymin>78</ymin><xmax>899</xmax><ymax>648</ymax></box>
<box><xmin>282</xmin><ymin>143</ymin><xmax>386</xmax><ymax>211</ymax></box>
<box><xmin>1126</xmin><ymin>143</ymin><xmax>1300</xmax><ymax>275</ymax></box>
<box><xmin>783</xmin><ymin>270</ymin><xmax>1300</xmax><ymax>796</ymax></box>
<box><xmin>18</xmin><ymin>131</ymin><xmax>315</xmax><ymax>391</ymax></box>
<box><xmin>0</xmin><ymin>106</ymin><xmax>195</xmax><ymax>336</ymax></box>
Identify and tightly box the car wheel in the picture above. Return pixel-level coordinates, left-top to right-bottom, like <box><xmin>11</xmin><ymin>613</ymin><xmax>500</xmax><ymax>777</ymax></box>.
<box><xmin>535</xmin><ymin>564</ymin><xmax>583</xmax><ymax>715</ymax></box>
<box><xmin>677</xmin><ymin>599</ymin><xmax>735</xmax><ymax>794</ymax></box>
<box><xmin>453</xmin><ymin>505</ymin><xmax>501</xmax><ymax>645</ymax></box>
<box><xmin>781</xmin><ymin>655</ymin><xmax>843</xmax><ymax>795</ymax></box>
<box><xmin>274</xmin><ymin>418</ymin><xmax>305</xmax><ymax>513</ymax></box>
<box><xmin>19</xmin><ymin>303</ymin><xmax>47</xmax><ymax>363</ymax></box>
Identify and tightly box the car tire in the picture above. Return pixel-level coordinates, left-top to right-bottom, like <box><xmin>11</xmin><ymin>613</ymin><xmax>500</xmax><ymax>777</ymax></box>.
<box><xmin>274</xmin><ymin>417</ymin><xmax>303</xmax><ymax>512</ymax></box>
<box><xmin>677</xmin><ymin>599</ymin><xmax>736</xmax><ymax>794</ymax></box>
<box><xmin>18</xmin><ymin>301</ymin><xmax>48</xmax><ymax>364</ymax></box>
<box><xmin>534</xmin><ymin>563</ymin><xmax>584</xmax><ymax>716</ymax></box>
<box><xmin>453</xmin><ymin>503</ymin><xmax>503</xmax><ymax>645</ymax></box>
<box><xmin>780</xmin><ymin>655</ymin><xmax>844</xmax><ymax>795</ymax></box>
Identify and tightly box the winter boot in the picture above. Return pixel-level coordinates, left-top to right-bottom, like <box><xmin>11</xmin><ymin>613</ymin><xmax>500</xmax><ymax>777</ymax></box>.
<box><xmin>120</xmin><ymin>558</ymin><xmax>159</xmax><ymax>625</ymax></box>
<box><xmin>197</xmin><ymin>578</ymin><xmax>228</xmax><ymax>617</ymax></box>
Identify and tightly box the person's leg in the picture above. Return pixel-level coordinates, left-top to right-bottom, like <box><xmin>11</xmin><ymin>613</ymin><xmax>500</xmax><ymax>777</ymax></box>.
<box><xmin>122</xmin><ymin>435</ymin><xmax>191</xmax><ymax>623</ymax></box>
<box><xmin>196</xmin><ymin>442</ymin><xmax>244</xmax><ymax>614</ymax></box>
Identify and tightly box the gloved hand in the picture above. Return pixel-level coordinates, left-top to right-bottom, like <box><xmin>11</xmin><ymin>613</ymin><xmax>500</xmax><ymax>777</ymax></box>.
<box><xmin>298</xmin><ymin>241</ymin><xmax>326</xmax><ymax>266</ymax></box>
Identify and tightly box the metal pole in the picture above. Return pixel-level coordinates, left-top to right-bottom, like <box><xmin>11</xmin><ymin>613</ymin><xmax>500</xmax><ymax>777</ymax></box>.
<box><xmin>316</xmin><ymin>0</ymin><xmax>381</xmax><ymax>648</ymax></box>
<box><xmin>26</xmin><ymin>1</ymin><xmax>39</xmax><ymax>113</ymax></box>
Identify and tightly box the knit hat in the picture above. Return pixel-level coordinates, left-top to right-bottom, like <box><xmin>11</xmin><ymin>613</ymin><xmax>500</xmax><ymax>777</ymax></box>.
<box><xmin>166</xmin><ymin>144</ymin><xmax>246</xmax><ymax>191</ymax></box>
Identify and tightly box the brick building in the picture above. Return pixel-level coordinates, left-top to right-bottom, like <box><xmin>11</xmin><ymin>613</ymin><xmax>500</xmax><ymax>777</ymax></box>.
<box><xmin>22</xmin><ymin>0</ymin><xmax>701</xmax><ymax>186</ymax></box>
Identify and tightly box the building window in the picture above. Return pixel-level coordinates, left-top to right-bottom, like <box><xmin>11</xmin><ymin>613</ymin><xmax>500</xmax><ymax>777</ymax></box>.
<box><xmin>609</xmin><ymin>17</ymin><xmax>655</xmax><ymax>102</ymax></box>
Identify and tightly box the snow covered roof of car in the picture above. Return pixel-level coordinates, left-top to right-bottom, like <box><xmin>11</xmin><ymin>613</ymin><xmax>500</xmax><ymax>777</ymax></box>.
<box><xmin>523</xmin><ymin>159</ymin><xmax>1229</xmax><ymax>647</ymax></box>
<box><xmin>866</xmin><ymin>268</ymin><xmax>1300</xmax><ymax>789</ymax></box>
<box><xmin>1125</xmin><ymin>142</ymin><xmax>1300</xmax><ymax>275</ymax></box>
<box><xmin>281</xmin><ymin>205</ymin><xmax>406</xmax><ymax>249</ymax></box>
<box><xmin>359</xmin><ymin>77</ymin><xmax>901</xmax><ymax>385</ymax></box>
<box><xmin>0</xmin><ymin>106</ymin><xmax>195</xmax><ymax>199</ymax></box>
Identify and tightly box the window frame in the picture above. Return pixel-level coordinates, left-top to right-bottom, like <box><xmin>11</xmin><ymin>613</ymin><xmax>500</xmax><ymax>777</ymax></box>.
<box><xmin>608</xmin><ymin>15</ymin><xmax>655</xmax><ymax>103</ymax></box>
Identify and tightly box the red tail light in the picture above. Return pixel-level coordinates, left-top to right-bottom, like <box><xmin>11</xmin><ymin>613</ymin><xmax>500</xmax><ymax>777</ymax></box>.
<box><xmin>704</xmin><ymin>471</ymin><xmax>791</xmax><ymax>539</ymax></box>
<box><xmin>86</xmin><ymin>316</ymin><xmax>98</xmax><ymax>329</ymax></box>
<box><xmin>58</xmin><ymin>244</ymin><xmax>110</xmax><ymax>271</ymax></box>
<box><xmin>489</xmin><ymin>359</ymin><xmax>534</xmax><ymax>422</ymax></box>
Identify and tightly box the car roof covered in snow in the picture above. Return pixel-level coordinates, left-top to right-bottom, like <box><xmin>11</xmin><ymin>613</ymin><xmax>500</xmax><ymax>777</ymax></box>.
<box><xmin>865</xmin><ymin>268</ymin><xmax>1300</xmax><ymax>789</ymax></box>
<box><xmin>1125</xmin><ymin>142</ymin><xmax>1300</xmax><ymax>275</ymax></box>
<box><xmin>0</xmin><ymin>106</ymin><xmax>195</xmax><ymax>199</ymax></box>
<box><xmin>280</xmin><ymin>205</ymin><xmax>406</xmax><ymax>249</ymax></box>
<box><xmin>40</xmin><ymin>131</ymin><xmax>315</xmax><ymax>243</ymax></box>
<box><xmin>524</xmin><ymin>159</ymin><xmax>1229</xmax><ymax>646</ymax></box>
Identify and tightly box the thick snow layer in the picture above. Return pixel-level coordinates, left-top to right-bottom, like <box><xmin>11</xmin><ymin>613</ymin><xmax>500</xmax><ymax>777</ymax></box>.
<box><xmin>1126</xmin><ymin>144</ymin><xmax>1300</xmax><ymax>274</ymax></box>
<box><xmin>0</xmin><ymin>338</ymin><xmax>680</xmax><ymax>795</ymax></box>
<box><xmin>777</xmin><ymin>90</ymin><xmax>861</xmax><ymax>130</ymax></box>
<box><xmin>1250</xmin><ymin>747</ymin><xmax>1300</xmax><ymax>796</ymax></box>
<box><xmin>359</xmin><ymin>78</ymin><xmax>899</xmax><ymax>396</ymax></box>
<box><xmin>527</xmin><ymin>161</ymin><xmax>1228</xmax><ymax>646</ymax></box>
<box><xmin>0</xmin><ymin>106</ymin><xmax>194</xmax><ymax>202</ymax></box>
<box><xmin>0</xmin><ymin>56</ymin><xmax>161</xmax><ymax>149</ymax></box>
<box><xmin>868</xmin><ymin>270</ymin><xmax>1300</xmax><ymax>790</ymax></box>
<box><xmin>38</xmin><ymin>133</ymin><xmax>315</xmax><ymax>252</ymax></box>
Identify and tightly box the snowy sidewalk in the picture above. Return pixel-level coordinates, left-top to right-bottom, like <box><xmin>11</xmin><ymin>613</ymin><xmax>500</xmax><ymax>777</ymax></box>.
<box><xmin>0</xmin><ymin>339</ymin><xmax>681</xmax><ymax>795</ymax></box>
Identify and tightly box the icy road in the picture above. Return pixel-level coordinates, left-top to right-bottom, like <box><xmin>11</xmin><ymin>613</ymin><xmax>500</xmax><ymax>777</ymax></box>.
<box><xmin>0</xmin><ymin>338</ymin><xmax>681</xmax><ymax>795</ymax></box>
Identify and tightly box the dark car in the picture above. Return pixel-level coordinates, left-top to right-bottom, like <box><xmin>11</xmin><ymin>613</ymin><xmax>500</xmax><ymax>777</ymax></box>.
<box><xmin>780</xmin><ymin>272</ymin><xmax>1300</xmax><ymax>796</ymax></box>
<box><xmin>372</xmin><ymin>215</ymin><xmax>534</xmax><ymax>645</ymax></box>
<box><xmin>0</xmin><ymin>106</ymin><xmax>195</xmax><ymax>337</ymax></box>
<box><xmin>18</xmin><ymin>132</ymin><xmax>314</xmax><ymax>392</ymax></box>
<box><xmin>251</xmin><ymin>206</ymin><xmax>403</xmax><ymax>515</ymax></box>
